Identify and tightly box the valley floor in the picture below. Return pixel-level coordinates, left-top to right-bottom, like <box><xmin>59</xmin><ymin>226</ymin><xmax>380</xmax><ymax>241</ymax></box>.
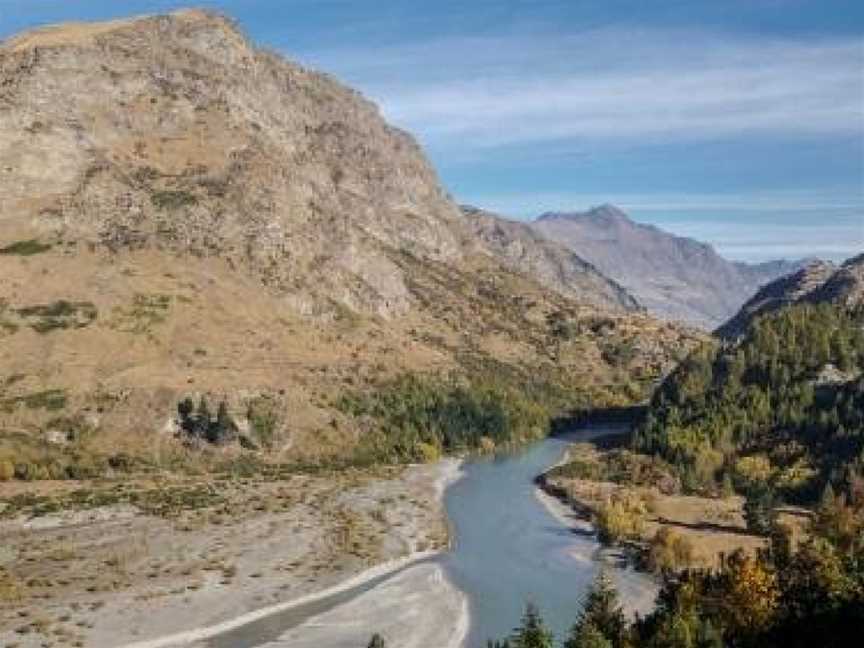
<box><xmin>0</xmin><ymin>460</ymin><xmax>461</xmax><ymax>648</ymax></box>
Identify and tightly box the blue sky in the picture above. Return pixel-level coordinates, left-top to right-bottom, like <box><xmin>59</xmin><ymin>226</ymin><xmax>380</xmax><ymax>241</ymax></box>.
<box><xmin>1</xmin><ymin>1</ymin><xmax>862</xmax><ymax>262</ymax></box>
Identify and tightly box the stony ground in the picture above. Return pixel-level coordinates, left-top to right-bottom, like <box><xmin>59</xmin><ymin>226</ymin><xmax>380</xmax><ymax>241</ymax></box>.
<box><xmin>0</xmin><ymin>461</ymin><xmax>453</xmax><ymax>647</ymax></box>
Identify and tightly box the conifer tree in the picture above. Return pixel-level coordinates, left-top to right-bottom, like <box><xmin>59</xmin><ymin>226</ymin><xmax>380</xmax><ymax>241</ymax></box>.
<box><xmin>510</xmin><ymin>603</ymin><xmax>554</xmax><ymax>648</ymax></box>
<box><xmin>565</xmin><ymin>570</ymin><xmax>626</xmax><ymax>648</ymax></box>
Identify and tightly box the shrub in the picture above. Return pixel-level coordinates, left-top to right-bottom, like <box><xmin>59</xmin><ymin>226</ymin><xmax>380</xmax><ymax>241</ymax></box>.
<box><xmin>246</xmin><ymin>396</ymin><xmax>281</xmax><ymax>450</ymax></box>
<box><xmin>414</xmin><ymin>441</ymin><xmax>440</xmax><ymax>463</ymax></box>
<box><xmin>15</xmin><ymin>301</ymin><xmax>97</xmax><ymax>333</ymax></box>
<box><xmin>647</xmin><ymin>527</ymin><xmax>695</xmax><ymax>572</ymax></box>
<box><xmin>0</xmin><ymin>460</ymin><xmax>14</xmax><ymax>481</ymax></box>
<box><xmin>0</xmin><ymin>239</ymin><xmax>52</xmax><ymax>256</ymax></box>
<box><xmin>151</xmin><ymin>189</ymin><xmax>197</xmax><ymax>210</ymax></box>
<box><xmin>595</xmin><ymin>491</ymin><xmax>647</xmax><ymax>545</ymax></box>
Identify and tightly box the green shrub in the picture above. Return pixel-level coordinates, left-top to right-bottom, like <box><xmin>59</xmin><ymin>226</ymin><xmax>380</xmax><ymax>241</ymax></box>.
<box><xmin>15</xmin><ymin>300</ymin><xmax>97</xmax><ymax>333</ymax></box>
<box><xmin>0</xmin><ymin>239</ymin><xmax>52</xmax><ymax>256</ymax></box>
<box><xmin>595</xmin><ymin>491</ymin><xmax>647</xmax><ymax>545</ymax></box>
<box><xmin>647</xmin><ymin>527</ymin><xmax>695</xmax><ymax>572</ymax></box>
<box><xmin>151</xmin><ymin>190</ymin><xmax>197</xmax><ymax>210</ymax></box>
<box><xmin>0</xmin><ymin>389</ymin><xmax>67</xmax><ymax>413</ymax></box>
<box><xmin>246</xmin><ymin>396</ymin><xmax>281</xmax><ymax>450</ymax></box>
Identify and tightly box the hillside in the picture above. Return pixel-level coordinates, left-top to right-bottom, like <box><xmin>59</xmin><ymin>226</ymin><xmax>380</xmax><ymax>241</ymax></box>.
<box><xmin>635</xmin><ymin>296</ymin><xmax>864</xmax><ymax>500</ymax></box>
<box><xmin>532</xmin><ymin>205</ymin><xmax>806</xmax><ymax>329</ymax></box>
<box><xmin>717</xmin><ymin>255</ymin><xmax>863</xmax><ymax>339</ymax></box>
<box><xmin>461</xmin><ymin>205</ymin><xmax>640</xmax><ymax>312</ymax></box>
<box><xmin>0</xmin><ymin>11</ymin><xmax>704</xmax><ymax>476</ymax></box>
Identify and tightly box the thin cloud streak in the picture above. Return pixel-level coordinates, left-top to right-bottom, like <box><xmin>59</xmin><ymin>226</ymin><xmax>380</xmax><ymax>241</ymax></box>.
<box><xmin>299</xmin><ymin>30</ymin><xmax>864</xmax><ymax>149</ymax></box>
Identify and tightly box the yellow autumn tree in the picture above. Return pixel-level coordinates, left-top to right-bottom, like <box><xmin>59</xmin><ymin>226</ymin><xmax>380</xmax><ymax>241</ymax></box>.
<box><xmin>725</xmin><ymin>553</ymin><xmax>780</xmax><ymax>633</ymax></box>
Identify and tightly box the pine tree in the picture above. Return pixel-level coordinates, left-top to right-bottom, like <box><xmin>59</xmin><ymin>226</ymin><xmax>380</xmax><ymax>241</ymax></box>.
<box><xmin>367</xmin><ymin>633</ymin><xmax>386</xmax><ymax>648</ymax></box>
<box><xmin>210</xmin><ymin>399</ymin><xmax>238</xmax><ymax>444</ymax></box>
<box><xmin>194</xmin><ymin>397</ymin><xmax>212</xmax><ymax>439</ymax></box>
<box><xmin>510</xmin><ymin>603</ymin><xmax>554</xmax><ymax>648</ymax></box>
<box><xmin>565</xmin><ymin>570</ymin><xmax>626</xmax><ymax>648</ymax></box>
<box><xmin>743</xmin><ymin>483</ymin><xmax>778</xmax><ymax>535</ymax></box>
<box><xmin>565</xmin><ymin>621</ymin><xmax>612</xmax><ymax>648</ymax></box>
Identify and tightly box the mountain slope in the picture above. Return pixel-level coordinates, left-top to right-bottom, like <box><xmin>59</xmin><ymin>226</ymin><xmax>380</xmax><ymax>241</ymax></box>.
<box><xmin>0</xmin><ymin>11</ymin><xmax>704</xmax><ymax>470</ymax></box>
<box><xmin>532</xmin><ymin>205</ymin><xmax>806</xmax><ymax>329</ymax></box>
<box><xmin>0</xmin><ymin>9</ymin><xmax>469</xmax><ymax>321</ymax></box>
<box><xmin>461</xmin><ymin>205</ymin><xmax>640</xmax><ymax>312</ymax></box>
<box><xmin>717</xmin><ymin>255</ymin><xmax>863</xmax><ymax>339</ymax></box>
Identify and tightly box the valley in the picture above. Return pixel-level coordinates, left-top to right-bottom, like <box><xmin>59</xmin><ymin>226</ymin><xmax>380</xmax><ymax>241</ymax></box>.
<box><xmin>0</xmin><ymin>6</ymin><xmax>861</xmax><ymax>648</ymax></box>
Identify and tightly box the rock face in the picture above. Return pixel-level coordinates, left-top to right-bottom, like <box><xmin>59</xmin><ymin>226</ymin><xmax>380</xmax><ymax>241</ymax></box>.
<box><xmin>532</xmin><ymin>205</ymin><xmax>806</xmax><ymax>330</ymax></box>
<box><xmin>717</xmin><ymin>255</ymin><xmax>864</xmax><ymax>339</ymax></box>
<box><xmin>0</xmin><ymin>9</ymin><xmax>467</xmax><ymax>320</ymax></box>
<box><xmin>461</xmin><ymin>206</ymin><xmax>640</xmax><ymax>312</ymax></box>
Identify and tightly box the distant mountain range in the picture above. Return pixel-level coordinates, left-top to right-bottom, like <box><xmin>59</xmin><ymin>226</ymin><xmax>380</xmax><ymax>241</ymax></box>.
<box><xmin>532</xmin><ymin>205</ymin><xmax>808</xmax><ymax>330</ymax></box>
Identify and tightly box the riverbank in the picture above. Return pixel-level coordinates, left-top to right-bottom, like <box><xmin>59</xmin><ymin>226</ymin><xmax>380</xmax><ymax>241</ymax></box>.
<box><xmin>536</xmin><ymin>434</ymin><xmax>808</xmax><ymax>575</ymax></box>
<box><xmin>0</xmin><ymin>459</ymin><xmax>462</xmax><ymax>647</ymax></box>
<box><xmin>534</xmin><ymin>487</ymin><xmax>658</xmax><ymax>618</ymax></box>
<box><xmin>535</xmin><ymin>427</ymin><xmax>659</xmax><ymax>618</ymax></box>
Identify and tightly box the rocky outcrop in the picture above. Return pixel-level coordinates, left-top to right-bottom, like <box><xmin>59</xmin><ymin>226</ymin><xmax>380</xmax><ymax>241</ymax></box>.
<box><xmin>532</xmin><ymin>205</ymin><xmax>806</xmax><ymax>330</ymax></box>
<box><xmin>462</xmin><ymin>206</ymin><xmax>640</xmax><ymax>312</ymax></box>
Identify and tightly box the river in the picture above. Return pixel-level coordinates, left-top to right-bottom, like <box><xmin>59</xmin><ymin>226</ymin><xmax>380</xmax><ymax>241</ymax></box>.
<box><xmin>443</xmin><ymin>428</ymin><xmax>655</xmax><ymax>645</ymax></box>
<box><xmin>204</xmin><ymin>427</ymin><xmax>655</xmax><ymax>647</ymax></box>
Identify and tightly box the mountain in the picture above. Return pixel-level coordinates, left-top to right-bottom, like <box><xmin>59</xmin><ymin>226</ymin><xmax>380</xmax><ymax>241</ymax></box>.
<box><xmin>0</xmin><ymin>11</ymin><xmax>703</xmax><ymax>471</ymax></box>
<box><xmin>717</xmin><ymin>254</ymin><xmax>864</xmax><ymax>339</ymax></box>
<box><xmin>461</xmin><ymin>206</ymin><xmax>640</xmax><ymax>312</ymax></box>
<box><xmin>532</xmin><ymin>204</ymin><xmax>807</xmax><ymax>330</ymax></box>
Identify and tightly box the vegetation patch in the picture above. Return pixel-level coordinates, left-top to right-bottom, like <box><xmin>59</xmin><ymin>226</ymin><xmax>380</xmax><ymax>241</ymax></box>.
<box><xmin>151</xmin><ymin>189</ymin><xmax>198</xmax><ymax>210</ymax></box>
<box><xmin>548</xmin><ymin>448</ymin><xmax>680</xmax><ymax>494</ymax></box>
<box><xmin>245</xmin><ymin>395</ymin><xmax>282</xmax><ymax>450</ymax></box>
<box><xmin>177</xmin><ymin>396</ymin><xmax>238</xmax><ymax>445</ymax></box>
<box><xmin>0</xmin><ymin>239</ymin><xmax>52</xmax><ymax>256</ymax></box>
<box><xmin>337</xmin><ymin>373</ymin><xmax>549</xmax><ymax>463</ymax></box>
<box><xmin>0</xmin><ymin>389</ymin><xmax>67</xmax><ymax>413</ymax></box>
<box><xmin>108</xmin><ymin>293</ymin><xmax>171</xmax><ymax>334</ymax></box>
<box><xmin>14</xmin><ymin>300</ymin><xmax>97</xmax><ymax>333</ymax></box>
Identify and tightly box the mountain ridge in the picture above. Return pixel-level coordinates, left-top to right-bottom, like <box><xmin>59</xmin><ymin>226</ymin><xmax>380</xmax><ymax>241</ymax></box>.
<box><xmin>531</xmin><ymin>205</ymin><xmax>809</xmax><ymax>329</ymax></box>
<box><xmin>717</xmin><ymin>254</ymin><xmax>863</xmax><ymax>338</ymax></box>
<box><xmin>461</xmin><ymin>205</ymin><xmax>641</xmax><ymax>312</ymax></box>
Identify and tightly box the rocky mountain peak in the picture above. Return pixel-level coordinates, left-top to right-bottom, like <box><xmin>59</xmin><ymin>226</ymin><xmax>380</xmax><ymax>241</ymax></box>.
<box><xmin>536</xmin><ymin>203</ymin><xmax>631</xmax><ymax>227</ymax></box>
<box><xmin>531</xmin><ymin>205</ymin><xmax>807</xmax><ymax>329</ymax></box>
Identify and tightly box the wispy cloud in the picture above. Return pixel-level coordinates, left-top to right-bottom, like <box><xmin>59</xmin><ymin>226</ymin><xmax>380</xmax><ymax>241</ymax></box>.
<box><xmin>299</xmin><ymin>29</ymin><xmax>863</xmax><ymax>149</ymax></box>
<box><xmin>463</xmin><ymin>189</ymin><xmax>864</xmax><ymax>216</ymax></box>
